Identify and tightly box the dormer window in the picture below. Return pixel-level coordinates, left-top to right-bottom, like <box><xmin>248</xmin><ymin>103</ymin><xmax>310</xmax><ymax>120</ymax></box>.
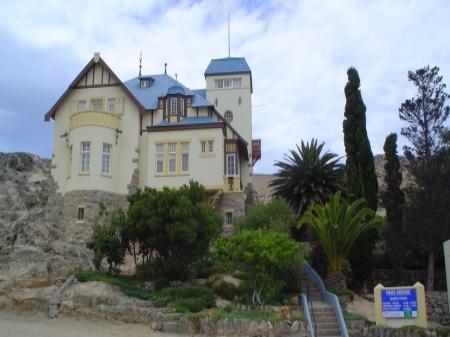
<box><xmin>140</xmin><ymin>79</ymin><xmax>149</xmax><ymax>88</ymax></box>
<box><xmin>164</xmin><ymin>96</ymin><xmax>186</xmax><ymax>117</ymax></box>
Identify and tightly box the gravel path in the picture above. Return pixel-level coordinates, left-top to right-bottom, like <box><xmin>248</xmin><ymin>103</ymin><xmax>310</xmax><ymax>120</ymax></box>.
<box><xmin>0</xmin><ymin>311</ymin><xmax>181</xmax><ymax>337</ymax></box>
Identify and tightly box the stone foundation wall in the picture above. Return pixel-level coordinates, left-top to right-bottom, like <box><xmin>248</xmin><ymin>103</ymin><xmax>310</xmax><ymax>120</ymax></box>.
<box><xmin>62</xmin><ymin>190</ymin><xmax>128</xmax><ymax>243</ymax></box>
<box><xmin>216</xmin><ymin>192</ymin><xmax>246</xmax><ymax>235</ymax></box>
<box><xmin>426</xmin><ymin>291</ymin><xmax>450</xmax><ymax>326</ymax></box>
<box><xmin>349</xmin><ymin>324</ymin><xmax>450</xmax><ymax>337</ymax></box>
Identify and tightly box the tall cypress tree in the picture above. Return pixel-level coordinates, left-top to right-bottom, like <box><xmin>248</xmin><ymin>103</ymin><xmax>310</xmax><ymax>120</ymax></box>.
<box><xmin>342</xmin><ymin>67</ymin><xmax>379</xmax><ymax>287</ymax></box>
<box><xmin>382</xmin><ymin>133</ymin><xmax>404</xmax><ymax>282</ymax></box>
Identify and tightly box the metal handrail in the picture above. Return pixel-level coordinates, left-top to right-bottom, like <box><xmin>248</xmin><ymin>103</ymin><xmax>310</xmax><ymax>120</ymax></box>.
<box><xmin>299</xmin><ymin>292</ymin><xmax>315</xmax><ymax>337</ymax></box>
<box><xmin>302</xmin><ymin>261</ymin><xmax>349</xmax><ymax>337</ymax></box>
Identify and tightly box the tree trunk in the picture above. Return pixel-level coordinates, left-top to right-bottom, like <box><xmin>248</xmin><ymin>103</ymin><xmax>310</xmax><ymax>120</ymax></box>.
<box><xmin>427</xmin><ymin>250</ymin><xmax>434</xmax><ymax>291</ymax></box>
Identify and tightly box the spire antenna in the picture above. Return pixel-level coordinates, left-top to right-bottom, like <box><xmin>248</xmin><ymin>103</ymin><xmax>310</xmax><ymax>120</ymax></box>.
<box><xmin>175</xmin><ymin>73</ymin><xmax>178</xmax><ymax>83</ymax></box>
<box><xmin>227</xmin><ymin>12</ymin><xmax>231</xmax><ymax>58</ymax></box>
<box><xmin>164</xmin><ymin>62</ymin><xmax>167</xmax><ymax>75</ymax></box>
<box><xmin>139</xmin><ymin>50</ymin><xmax>142</xmax><ymax>77</ymax></box>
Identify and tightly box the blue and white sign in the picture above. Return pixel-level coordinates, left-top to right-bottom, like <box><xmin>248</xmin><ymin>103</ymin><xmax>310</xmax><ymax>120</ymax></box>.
<box><xmin>381</xmin><ymin>288</ymin><xmax>417</xmax><ymax>318</ymax></box>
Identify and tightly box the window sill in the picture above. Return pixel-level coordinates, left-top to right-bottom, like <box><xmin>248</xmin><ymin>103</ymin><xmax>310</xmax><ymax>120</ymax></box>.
<box><xmin>78</xmin><ymin>172</ymin><xmax>90</xmax><ymax>176</ymax></box>
<box><xmin>199</xmin><ymin>153</ymin><xmax>215</xmax><ymax>158</ymax></box>
<box><xmin>154</xmin><ymin>173</ymin><xmax>191</xmax><ymax>177</ymax></box>
<box><xmin>76</xmin><ymin>220</ymin><xmax>85</xmax><ymax>224</ymax></box>
<box><xmin>101</xmin><ymin>173</ymin><xmax>112</xmax><ymax>178</ymax></box>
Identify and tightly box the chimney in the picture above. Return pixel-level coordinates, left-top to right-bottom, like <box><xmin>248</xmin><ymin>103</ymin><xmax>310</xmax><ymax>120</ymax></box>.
<box><xmin>94</xmin><ymin>52</ymin><xmax>100</xmax><ymax>63</ymax></box>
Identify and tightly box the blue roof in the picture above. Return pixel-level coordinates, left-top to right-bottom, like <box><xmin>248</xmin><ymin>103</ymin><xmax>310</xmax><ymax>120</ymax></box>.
<box><xmin>192</xmin><ymin>89</ymin><xmax>206</xmax><ymax>99</ymax></box>
<box><xmin>204</xmin><ymin>57</ymin><xmax>251</xmax><ymax>75</ymax></box>
<box><xmin>156</xmin><ymin>116</ymin><xmax>218</xmax><ymax>127</ymax></box>
<box><xmin>167</xmin><ymin>85</ymin><xmax>185</xmax><ymax>95</ymax></box>
<box><xmin>124</xmin><ymin>74</ymin><xmax>213</xmax><ymax>110</ymax></box>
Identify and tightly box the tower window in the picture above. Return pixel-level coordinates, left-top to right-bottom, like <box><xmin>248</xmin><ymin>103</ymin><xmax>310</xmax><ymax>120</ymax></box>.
<box><xmin>170</xmin><ymin>98</ymin><xmax>177</xmax><ymax>115</ymax></box>
<box><xmin>215</xmin><ymin>78</ymin><xmax>241</xmax><ymax>89</ymax></box>
<box><xmin>102</xmin><ymin>143</ymin><xmax>111</xmax><ymax>174</ymax></box>
<box><xmin>107</xmin><ymin>98</ymin><xmax>116</xmax><ymax>113</ymax></box>
<box><xmin>224</xmin><ymin>110</ymin><xmax>233</xmax><ymax>123</ymax></box>
<box><xmin>78</xmin><ymin>100</ymin><xmax>86</xmax><ymax>112</ymax></box>
<box><xmin>156</xmin><ymin>144</ymin><xmax>164</xmax><ymax>173</ymax></box>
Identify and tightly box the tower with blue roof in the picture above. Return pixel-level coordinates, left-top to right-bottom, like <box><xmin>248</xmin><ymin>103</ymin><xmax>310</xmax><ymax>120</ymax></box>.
<box><xmin>204</xmin><ymin>57</ymin><xmax>254</xmax><ymax>188</ymax></box>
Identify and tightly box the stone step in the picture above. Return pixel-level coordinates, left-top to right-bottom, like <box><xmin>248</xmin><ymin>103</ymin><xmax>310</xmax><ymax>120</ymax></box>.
<box><xmin>316</xmin><ymin>322</ymin><xmax>339</xmax><ymax>329</ymax></box>
<box><xmin>315</xmin><ymin>327</ymin><xmax>340</xmax><ymax>335</ymax></box>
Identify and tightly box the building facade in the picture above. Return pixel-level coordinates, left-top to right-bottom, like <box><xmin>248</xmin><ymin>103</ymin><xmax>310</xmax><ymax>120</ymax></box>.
<box><xmin>45</xmin><ymin>53</ymin><xmax>260</xmax><ymax>241</ymax></box>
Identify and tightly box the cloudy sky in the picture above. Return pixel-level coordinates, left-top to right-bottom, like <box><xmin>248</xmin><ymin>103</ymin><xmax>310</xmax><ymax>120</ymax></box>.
<box><xmin>1</xmin><ymin>0</ymin><xmax>449</xmax><ymax>173</ymax></box>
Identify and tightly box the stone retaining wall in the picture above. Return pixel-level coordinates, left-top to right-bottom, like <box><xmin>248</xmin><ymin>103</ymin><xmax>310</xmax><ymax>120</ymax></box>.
<box><xmin>350</xmin><ymin>324</ymin><xmax>450</xmax><ymax>337</ymax></box>
<box><xmin>426</xmin><ymin>291</ymin><xmax>450</xmax><ymax>326</ymax></box>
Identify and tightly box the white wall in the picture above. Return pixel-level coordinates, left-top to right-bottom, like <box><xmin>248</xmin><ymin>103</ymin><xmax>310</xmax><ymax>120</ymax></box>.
<box><xmin>143</xmin><ymin>128</ymin><xmax>225</xmax><ymax>190</ymax></box>
<box><xmin>51</xmin><ymin>85</ymin><xmax>140</xmax><ymax>195</ymax></box>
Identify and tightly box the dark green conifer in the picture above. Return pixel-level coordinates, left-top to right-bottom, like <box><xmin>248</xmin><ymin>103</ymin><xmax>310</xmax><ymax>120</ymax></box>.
<box><xmin>382</xmin><ymin>133</ymin><xmax>404</xmax><ymax>282</ymax></box>
<box><xmin>342</xmin><ymin>67</ymin><xmax>379</xmax><ymax>287</ymax></box>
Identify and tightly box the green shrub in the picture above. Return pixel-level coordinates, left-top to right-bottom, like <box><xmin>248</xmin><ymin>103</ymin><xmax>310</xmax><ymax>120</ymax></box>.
<box><xmin>152</xmin><ymin>286</ymin><xmax>215</xmax><ymax>313</ymax></box>
<box><xmin>214</xmin><ymin>229</ymin><xmax>303</xmax><ymax>305</ymax></box>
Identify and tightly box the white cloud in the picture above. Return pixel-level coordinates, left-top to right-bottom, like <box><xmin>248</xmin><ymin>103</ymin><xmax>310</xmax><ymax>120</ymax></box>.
<box><xmin>1</xmin><ymin>0</ymin><xmax>450</xmax><ymax>172</ymax></box>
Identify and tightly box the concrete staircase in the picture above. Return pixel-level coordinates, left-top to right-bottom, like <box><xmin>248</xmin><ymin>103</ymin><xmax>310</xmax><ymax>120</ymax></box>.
<box><xmin>302</xmin><ymin>276</ymin><xmax>341</xmax><ymax>337</ymax></box>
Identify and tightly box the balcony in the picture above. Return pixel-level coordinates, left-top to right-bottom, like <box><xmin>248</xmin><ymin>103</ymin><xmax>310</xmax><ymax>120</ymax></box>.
<box><xmin>70</xmin><ymin>110</ymin><xmax>121</xmax><ymax>131</ymax></box>
<box><xmin>252</xmin><ymin>139</ymin><xmax>261</xmax><ymax>166</ymax></box>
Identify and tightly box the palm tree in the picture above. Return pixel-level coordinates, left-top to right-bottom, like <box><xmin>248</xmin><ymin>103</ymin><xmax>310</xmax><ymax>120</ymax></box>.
<box><xmin>270</xmin><ymin>139</ymin><xmax>344</xmax><ymax>216</ymax></box>
<box><xmin>300</xmin><ymin>192</ymin><xmax>382</xmax><ymax>289</ymax></box>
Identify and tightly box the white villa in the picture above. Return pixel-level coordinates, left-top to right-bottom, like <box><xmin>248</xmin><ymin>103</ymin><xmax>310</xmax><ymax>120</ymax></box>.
<box><xmin>45</xmin><ymin>52</ymin><xmax>261</xmax><ymax>238</ymax></box>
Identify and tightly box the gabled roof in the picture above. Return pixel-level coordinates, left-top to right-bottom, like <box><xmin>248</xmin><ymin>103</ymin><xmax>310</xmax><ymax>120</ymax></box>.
<box><xmin>204</xmin><ymin>57</ymin><xmax>251</xmax><ymax>76</ymax></box>
<box><xmin>44</xmin><ymin>56</ymin><xmax>144</xmax><ymax>121</ymax></box>
<box><xmin>124</xmin><ymin>74</ymin><xmax>213</xmax><ymax>110</ymax></box>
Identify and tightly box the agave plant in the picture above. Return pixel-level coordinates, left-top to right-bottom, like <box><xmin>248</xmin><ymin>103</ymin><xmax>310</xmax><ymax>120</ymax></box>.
<box><xmin>270</xmin><ymin>139</ymin><xmax>343</xmax><ymax>215</ymax></box>
<box><xmin>300</xmin><ymin>192</ymin><xmax>381</xmax><ymax>289</ymax></box>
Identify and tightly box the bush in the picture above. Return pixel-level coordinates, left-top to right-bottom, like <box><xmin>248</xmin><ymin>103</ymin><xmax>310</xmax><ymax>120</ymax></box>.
<box><xmin>127</xmin><ymin>181</ymin><xmax>221</xmax><ymax>281</ymax></box>
<box><xmin>215</xmin><ymin>282</ymin><xmax>240</xmax><ymax>301</ymax></box>
<box><xmin>234</xmin><ymin>197</ymin><xmax>294</xmax><ymax>233</ymax></box>
<box><xmin>214</xmin><ymin>229</ymin><xmax>303</xmax><ymax>305</ymax></box>
<box><xmin>154</xmin><ymin>278</ymin><xmax>170</xmax><ymax>292</ymax></box>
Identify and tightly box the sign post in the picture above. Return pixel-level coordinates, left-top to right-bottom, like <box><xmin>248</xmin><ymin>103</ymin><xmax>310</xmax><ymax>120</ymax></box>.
<box><xmin>374</xmin><ymin>283</ymin><xmax>427</xmax><ymax>328</ymax></box>
<box><xmin>444</xmin><ymin>240</ymin><xmax>450</xmax><ymax>313</ymax></box>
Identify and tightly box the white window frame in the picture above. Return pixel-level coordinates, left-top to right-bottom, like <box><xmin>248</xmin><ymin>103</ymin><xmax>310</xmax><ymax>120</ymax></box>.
<box><xmin>102</xmin><ymin>143</ymin><xmax>112</xmax><ymax>174</ymax></box>
<box><xmin>208</xmin><ymin>140</ymin><xmax>214</xmax><ymax>153</ymax></box>
<box><xmin>201</xmin><ymin>141</ymin><xmax>206</xmax><ymax>153</ymax></box>
<box><xmin>215</xmin><ymin>78</ymin><xmax>241</xmax><ymax>89</ymax></box>
<box><xmin>78</xmin><ymin>100</ymin><xmax>86</xmax><ymax>112</ymax></box>
<box><xmin>224</xmin><ymin>110</ymin><xmax>233</xmax><ymax>123</ymax></box>
<box><xmin>156</xmin><ymin>144</ymin><xmax>164</xmax><ymax>173</ymax></box>
<box><xmin>170</xmin><ymin>98</ymin><xmax>177</xmax><ymax>115</ymax></box>
<box><xmin>226</xmin><ymin>153</ymin><xmax>236</xmax><ymax>176</ymax></box>
<box><xmin>180</xmin><ymin>99</ymin><xmax>185</xmax><ymax>115</ymax></box>
<box><xmin>226</xmin><ymin>211</ymin><xmax>233</xmax><ymax>225</ymax></box>
<box><xmin>107</xmin><ymin>98</ymin><xmax>116</xmax><ymax>113</ymax></box>
<box><xmin>80</xmin><ymin>142</ymin><xmax>91</xmax><ymax>173</ymax></box>
<box><xmin>90</xmin><ymin>99</ymin><xmax>103</xmax><ymax>111</ymax></box>
<box><xmin>181</xmin><ymin>143</ymin><xmax>189</xmax><ymax>172</ymax></box>
<box><xmin>140</xmin><ymin>79</ymin><xmax>149</xmax><ymax>88</ymax></box>
<box><xmin>168</xmin><ymin>143</ymin><xmax>177</xmax><ymax>173</ymax></box>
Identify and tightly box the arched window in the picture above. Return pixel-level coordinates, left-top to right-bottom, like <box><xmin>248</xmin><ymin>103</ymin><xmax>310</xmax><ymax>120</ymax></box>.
<box><xmin>224</xmin><ymin>110</ymin><xmax>233</xmax><ymax>123</ymax></box>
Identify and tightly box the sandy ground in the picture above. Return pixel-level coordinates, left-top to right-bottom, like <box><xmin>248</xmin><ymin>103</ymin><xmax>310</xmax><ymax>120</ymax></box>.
<box><xmin>0</xmin><ymin>311</ymin><xmax>183</xmax><ymax>337</ymax></box>
<box><xmin>345</xmin><ymin>295</ymin><xmax>375</xmax><ymax>321</ymax></box>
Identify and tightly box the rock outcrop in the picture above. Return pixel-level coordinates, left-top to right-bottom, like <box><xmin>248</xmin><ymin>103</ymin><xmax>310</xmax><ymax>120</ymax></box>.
<box><xmin>0</xmin><ymin>152</ymin><xmax>93</xmax><ymax>291</ymax></box>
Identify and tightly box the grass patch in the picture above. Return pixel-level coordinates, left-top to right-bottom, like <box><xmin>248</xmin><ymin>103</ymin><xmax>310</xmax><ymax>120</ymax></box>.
<box><xmin>75</xmin><ymin>270</ymin><xmax>153</xmax><ymax>300</ymax></box>
<box><xmin>152</xmin><ymin>286</ymin><xmax>215</xmax><ymax>313</ymax></box>
<box><xmin>187</xmin><ymin>308</ymin><xmax>303</xmax><ymax>323</ymax></box>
